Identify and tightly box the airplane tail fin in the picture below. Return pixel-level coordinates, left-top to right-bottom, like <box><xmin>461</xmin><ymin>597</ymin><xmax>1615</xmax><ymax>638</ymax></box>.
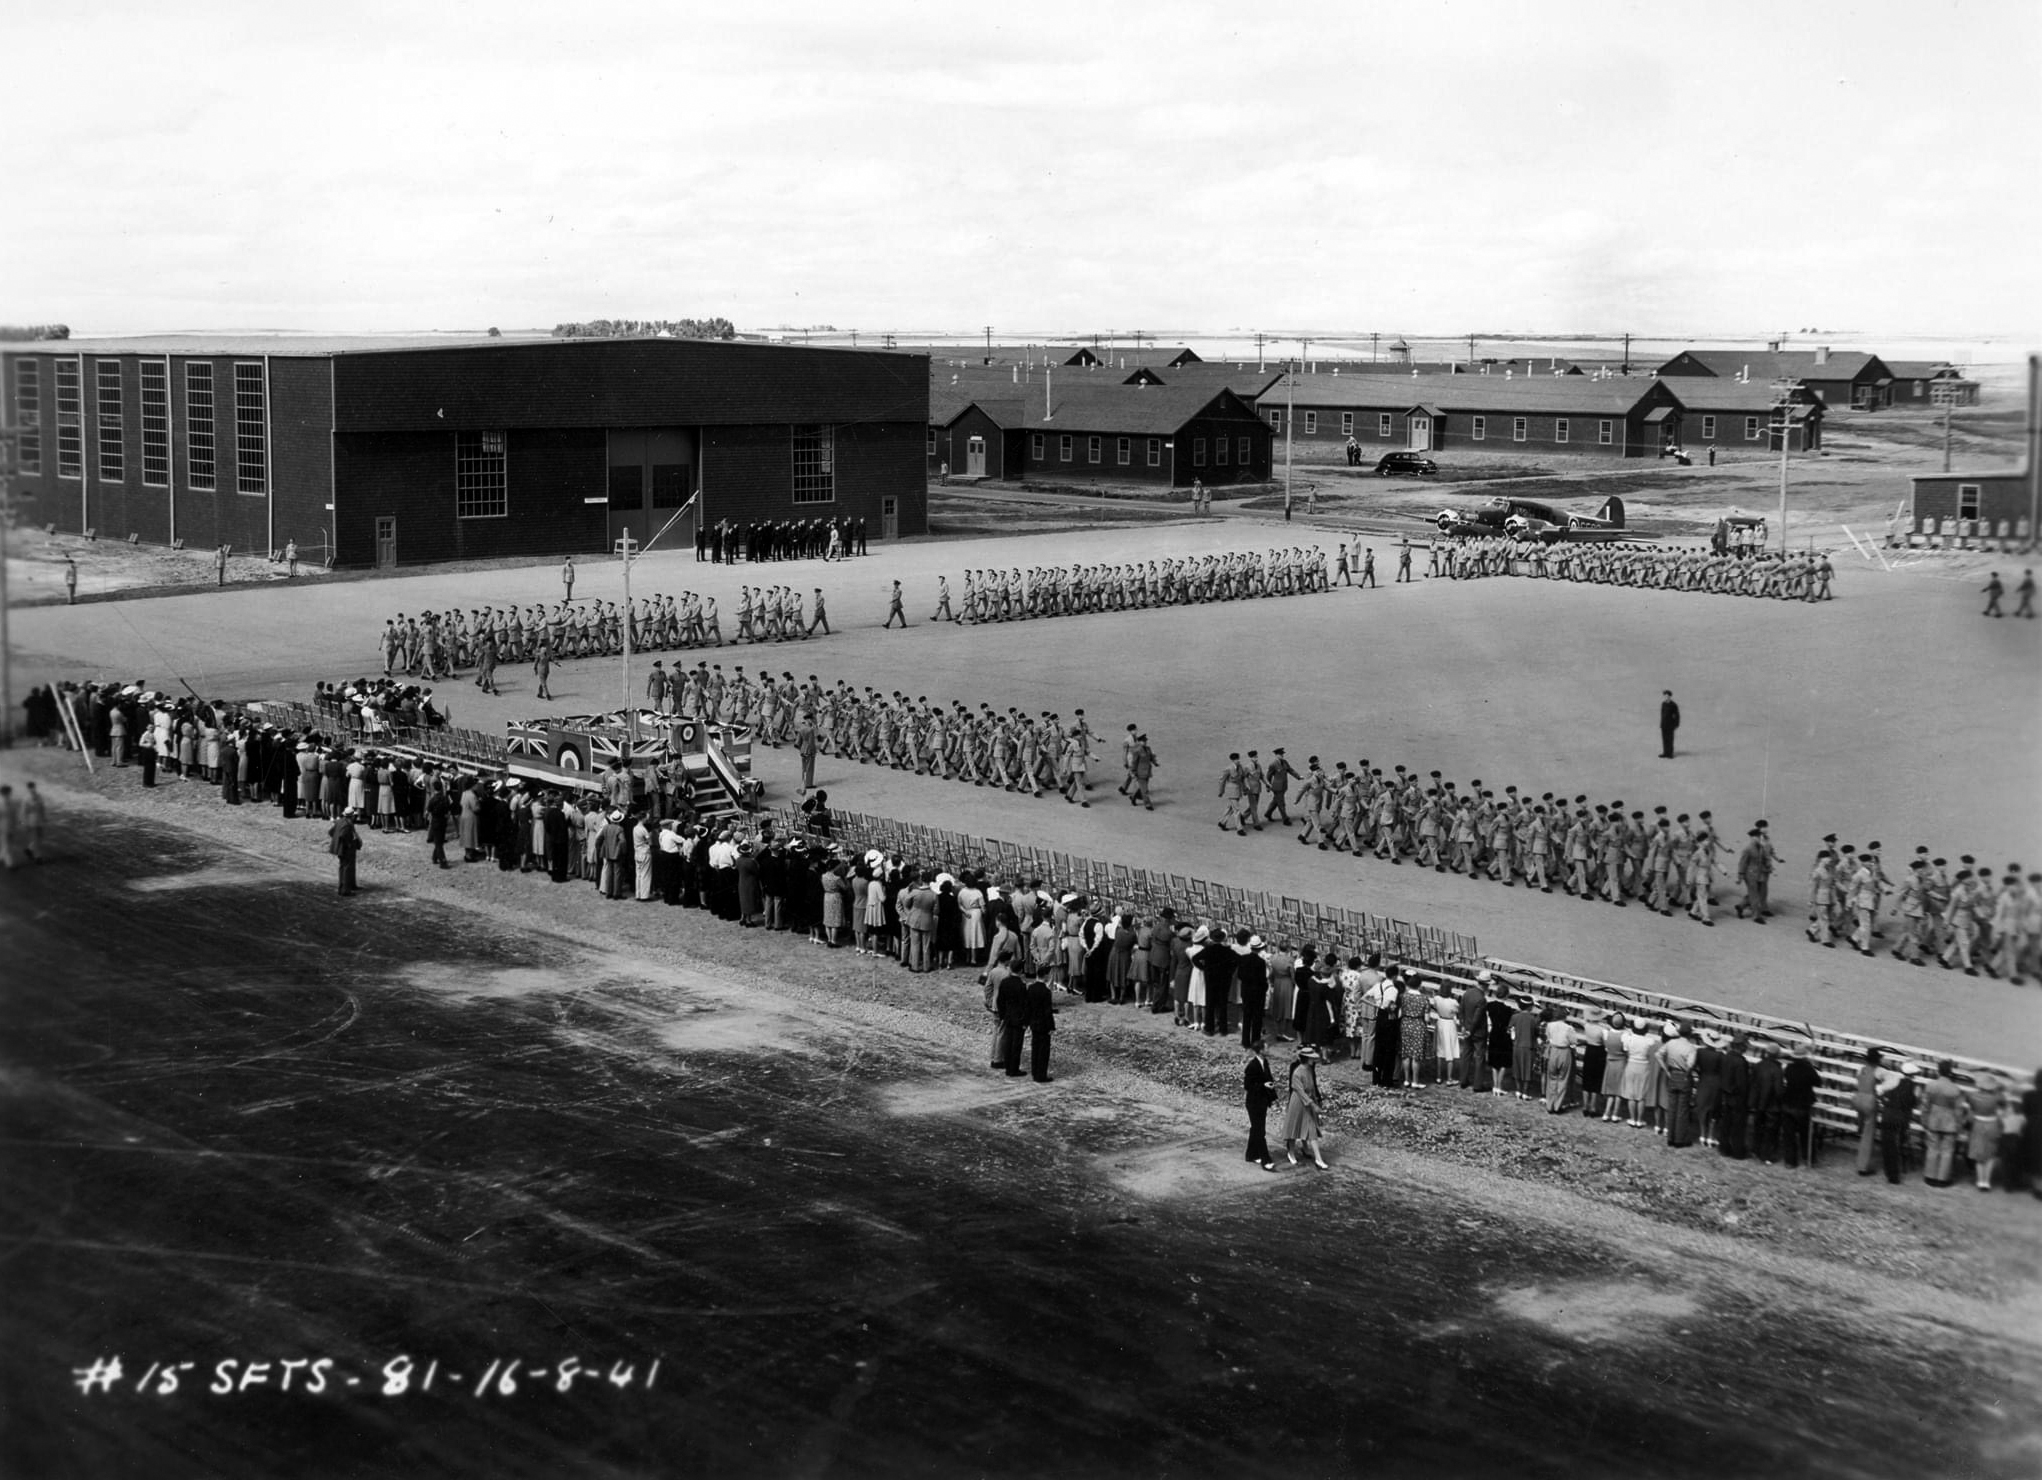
<box><xmin>1598</xmin><ymin>496</ymin><xmax>1626</xmax><ymax>529</ymax></box>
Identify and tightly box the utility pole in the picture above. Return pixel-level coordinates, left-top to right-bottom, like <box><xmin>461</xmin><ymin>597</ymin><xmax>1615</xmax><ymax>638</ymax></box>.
<box><xmin>1255</xmin><ymin>331</ymin><xmax>1266</xmax><ymax>372</ymax></box>
<box><xmin>618</xmin><ymin>525</ymin><xmax>638</xmax><ymax>735</ymax></box>
<box><xmin>1942</xmin><ymin>396</ymin><xmax>1953</xmax><ymax>472</ymax></box>
<box><xmin>984</xmin><ymin>325</ymin><xmax>992</xmax><ymax>363</ymax></box>
<box><xmin>1370</xmin><ymin>332</ymin><xmax>1379</xmax><ymax>364</ymax></box>
<box><xmin>1467</xmin><ymin>333</ymin><xmax>1475</xmax><ymax>367</ymax></box>
<box><xmin>1283</xmin><ymin>358</ymin><xmax>1295</xmax><ymax>520</ymax></box>
<box><xmin>1622</xmin><ymin>332</ymin><xmax>1632</xmax><ymax>375</ymax></box>
<box><xmin>0</xmin><ymin>427</ymin><xmax>14</xmax><ymax>744</ymax></box>
<box><xmin>1771</xmin><ymin>379</ymin><xmax>1797</xmax><ymax>554</ymax></box>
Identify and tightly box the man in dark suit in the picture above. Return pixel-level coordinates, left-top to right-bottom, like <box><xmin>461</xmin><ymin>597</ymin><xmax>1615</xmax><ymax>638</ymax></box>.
<box><xmin>1202</xmin><ymin>930</ymin><xmax>1237</xmax><ymax>1038</ymax></box>
<box><xmin>1244</xmin><ymin>1041</ymin><xmax>1277</xmax><ymax>1169</ymax></box>
<box><xmin>1458</xmin><ymin>972</ymin><xmax>1491</xmax><ymax>1089</ymax></box>
<box><xmin>1749</xmin><ymin>1041</ymin><xmax>1786</xmax><ymax>1162</ymax></box>
<box><xmin>1659</xmin><ymin>690</ymin><xmax>1681</xmax><ymax>759</ymax></box>
<box><xmin>1235</xmin><ymin>932</ymin><xmax>1269</xmax><ymax>1048</ymax></box>
<box><xmin>995</xmin><ymin>964</ymin><xmax>1029</xmax><ymax>1077</ymax></box>
<box><xmin>1780</xmin><ymin>1043</ymin><xmax>1819</xmax><ymax>1168</ymax></box>
<box><xmin>1026</xmin><ymin>977</ymin><xmax>1057</xmax><ymax>1082</ymax></box>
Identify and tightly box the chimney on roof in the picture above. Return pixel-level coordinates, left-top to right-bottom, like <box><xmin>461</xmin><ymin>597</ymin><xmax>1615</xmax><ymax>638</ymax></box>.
<box><xmin>1012</xmin><ymin>364</ymin><xmax>1018</xmax><ymax>383</ymax></box>
<box><xmin>1332</xmin><ymin>365</ymin><xmax>1339</xmax><ymax>376</ymax></box>
<box><xmin>1506</xmin><ymin>369</ymin><xmax>1513</xmax><ymax>379</ymax></box>
<box><xmin>1814</xmin><ymin>345</ymin><xmax>1831</xmax><ymax>367</ymax></box>
<box><xmin>1045</xmin><ymin>364</ymin><xmax>1053</xmax><ymax>421</ymax></box>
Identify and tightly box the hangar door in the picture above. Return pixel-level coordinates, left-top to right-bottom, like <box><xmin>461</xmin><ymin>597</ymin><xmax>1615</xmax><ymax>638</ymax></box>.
<box><xmin>606</xmin><ymin>429</ymin><xmax>697</xmax><ymax>551</ymax></box>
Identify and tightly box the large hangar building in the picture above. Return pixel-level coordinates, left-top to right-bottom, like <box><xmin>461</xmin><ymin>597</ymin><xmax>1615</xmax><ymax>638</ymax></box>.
<box><xmin>0</xmin><ymin>335</ymin><xmax>930</xmax><ymax>566</ymax></box>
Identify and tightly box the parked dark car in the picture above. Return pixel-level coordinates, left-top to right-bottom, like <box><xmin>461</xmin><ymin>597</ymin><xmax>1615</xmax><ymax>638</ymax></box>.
<box><xmin>1375</xmin><ymin>451</ymin><xmax>1438</xmax><ymax>477</ymax></box>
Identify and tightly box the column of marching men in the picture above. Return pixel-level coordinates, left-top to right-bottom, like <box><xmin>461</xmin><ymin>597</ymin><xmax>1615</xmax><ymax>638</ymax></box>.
<box><xmin>932</xmin><ymin>542</ymin><xmax>1338</xmax><ymax>624</ymax></box>
<box><xmin>1425</xmin><ymin>536</ymin><xmax>1835</xmax><ymax>598</ymax></box>
<box><xmin>373</xmin><ymin>584</ymin><xmax>835</xmax><ymax>692</ymax></box>
<box><xmin>1198</xmin><ymin>747</ymin><xmax>2042</xmax><ymax>977</ymax></box>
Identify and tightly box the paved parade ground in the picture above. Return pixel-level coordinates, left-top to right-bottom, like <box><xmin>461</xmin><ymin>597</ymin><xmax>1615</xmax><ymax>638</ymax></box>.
<box><xmin>12</xmin><ymin>517</ymin><xmax>2041</xmax><ymax>1060</ymax></box>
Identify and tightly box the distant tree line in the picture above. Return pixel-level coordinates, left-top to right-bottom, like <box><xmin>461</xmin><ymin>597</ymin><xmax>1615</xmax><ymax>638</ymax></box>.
<box><xmin>0</xmin><ymin>324</ymin><xmax>71</xmax><ymax>340</ymax></box>
<box><xmin>551</xmin><ymin>318</ymin><xmax>736</xmax><ymax>340</ymax></box>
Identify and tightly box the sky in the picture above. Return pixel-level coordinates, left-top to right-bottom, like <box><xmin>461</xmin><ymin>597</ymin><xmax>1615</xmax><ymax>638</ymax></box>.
<box><xmin>7</xmin><ymin>0</ymin><xmax>2040</xmax><ymax>344</ymax></box>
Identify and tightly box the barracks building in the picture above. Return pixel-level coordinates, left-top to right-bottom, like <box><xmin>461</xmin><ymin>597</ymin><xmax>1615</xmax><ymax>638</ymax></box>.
<box><xmin>0</xmin><ymin>335</ymin><xmax>929</xmax><ymax>567</ymax></box>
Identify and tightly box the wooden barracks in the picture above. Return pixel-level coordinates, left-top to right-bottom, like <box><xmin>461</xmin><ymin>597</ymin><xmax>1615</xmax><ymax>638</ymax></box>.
<box><xmin>0</xmin><ymin>335</ymin><xmax>929</xmax><ymax>567</ymax></box>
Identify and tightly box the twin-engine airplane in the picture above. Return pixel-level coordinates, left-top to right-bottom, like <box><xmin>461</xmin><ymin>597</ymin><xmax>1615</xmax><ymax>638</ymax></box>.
<box><xmin>1433</xmin><ymin>495</ymin><xmax>1641</xmax><ymax>543</ymax></box>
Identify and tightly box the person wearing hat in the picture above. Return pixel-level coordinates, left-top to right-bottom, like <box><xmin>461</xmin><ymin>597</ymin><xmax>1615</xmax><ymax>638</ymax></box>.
<box><xmin>1964</xmin><ymin>1074</ymin><xmax>2006</xmax><ymax>1190</ymax></box>
<box><xmin>327</xmin><ymin>806</ymin><xmax>363</xmax><ymax>896</ymax></box>
<box><xmin>1280</xmin><ymin>1046</ymin><xmax>1329</xmax><ymax>1169</ymax></box>
<box><xmin>1243</xmin><ymin>1040</ymin><xmax>1278</xmax><ymax>1171</ymax></box>
<box><xmin>1024</xmin><ymin>974</ymin><xmax>1058</xmax><ymax>1083</ymax></box>
<box><xmin>1236</xmin><ymin>932</ymin><xmax>1269</xmax><ymax>1047</ymax></box>
<box><xmin>1877</xmin><ymin>1060</ymin><xmax>1923</xmax><ymax>1184</ymax></box>
<box><xmin>1749</xmin><ymin>1041</ymin><xmax>1786</xmax><ymax>1162</ymax></box>
<box><xmin>1216</xmin><ymin>754</ymin><xmax>1246</xmax><ymax>834</ymax></box>
<box><xmin>1262</xmin><ymin>748</ymin><xmax>1297</xmax><ymax>827</ymax></box>
<box><xmin>1658</xmin><ymin>688</ymin><xmax>1680</xmax><ymax>759</ymax></box>
<box><xmin>1780</xmin><ymin>1041</ymin><xmax>1820</xmax><ymax>1169</ymax></box>
<box><xmin>1921</xmin><ymin>1061</ymin><xmax>1967</xmax><ymax>1187</ymax></box>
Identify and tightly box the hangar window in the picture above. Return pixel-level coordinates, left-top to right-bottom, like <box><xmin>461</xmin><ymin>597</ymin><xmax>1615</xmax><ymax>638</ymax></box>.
<box><xmin>1304</xmin><ymin>411</ymin><xmax>1317</xmax><ymax>434</ymax></box>
<box><xmin>791</xmin><ymin>424</ymin><xmax>835</xmax><ymax>503</ymax></box>
<box><xmin>456</xmin><ymin>430</ymin><xmax>509</xmax><ymax>518</ymax></box>
<box><xmin>1555</xmin><ymin>418</ymin><xmax>1569</xmax><ymax>444</ymax></box>
<box><xmin>12</xmin><ymin>358</ymin><xmax>38</xmax><ymax>474</ymax></box>
<box><xmin>96</xmin><ymin>360</ymin><xmax>124</xmax><ymax>481</ymax></box>
<box><xmin>1957</xmin><ymin>484</ymin><xmax>1981</xmax><ymax>521</ymax></box>
<box><xmin>184</xmin><ymin>363</ymin><xmax>215</xmax><ymax>489</ymax></box>
<box><xmin>1147</xmin><ymin>438</ymin><xmax>1161</xmax><ymax>467</ymax></box>
<box><xmin>1472</xmin><ymin>416</ymin><xmax>1486</xmax><ymax>441</ymax></box>
<box><xmin>141</xmin><ymin>360</ymin><xmax>169</xmax><ymax>486</ymax></box>
<box><xmin>651</xmin><ymin>464</ymin><xmax>691</xmax><ymax>508</ymax></box>
<box><xmin>1512</xmin><ymin>417</ymin><xmax>1527</xmax><ymax>442</ymax></box>
<box><xmin>55</xmin><ymin>358</ymin><xmax>82</xmax><ymax>479</ymax></box>
<box><xmin>234</xmin><ymin>361</ymin><xmax>266</xmax><ymax>494</ymax></box>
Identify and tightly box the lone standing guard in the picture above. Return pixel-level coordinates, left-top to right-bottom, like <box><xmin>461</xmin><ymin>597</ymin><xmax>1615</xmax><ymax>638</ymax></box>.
<box><xmin>1659</xmin><ymin>689</ymin><xmax>1681</xmax><ymax>759</ymax></box>
<box><xmin>562</xmin><ymin>554</ymin><xmax>577</xmax><ymax>604</ymax></box>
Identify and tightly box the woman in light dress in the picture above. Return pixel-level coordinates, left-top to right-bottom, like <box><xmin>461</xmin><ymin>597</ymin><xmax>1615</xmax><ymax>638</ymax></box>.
<box><xmin>1599</xmin><ymin>1013</ymin><xmax>1632</xmax><ymax>1122</ymax></box>
<box><xmin>1616</xmin><ymin>1020</ymin><xmax>1658</xmax><ymax>1128</ymax></box>
<box><xmin>958</xmin><ymin>874</ymin><xmax>987</xmax><ymax>966</ymax></box>
<box><xmin>633</xmin><ymin>816</ymin><xmax>655</xmax><ymax>901</ymax></box>
<box><xmin>1187</xmin><ymin>926</ymin><xmax>1212</xmax><ymax>1031</ymax></box>
<box><xmin>1430</xmin><ymin>983</ymin><xmax>1461</xmax><ymax>1087</ymax></box>
<box><xmin>1280</xmin><ymin>1047</ymin><xmax>1329</xmax><ymax>1168</ymax></box>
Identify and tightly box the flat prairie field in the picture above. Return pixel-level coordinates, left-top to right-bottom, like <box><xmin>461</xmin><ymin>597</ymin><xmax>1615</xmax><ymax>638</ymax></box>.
<box><xmin>12</xmin><ymin>517</ymin><xmax>2041</xmax><ymax>1059</ymax></box>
